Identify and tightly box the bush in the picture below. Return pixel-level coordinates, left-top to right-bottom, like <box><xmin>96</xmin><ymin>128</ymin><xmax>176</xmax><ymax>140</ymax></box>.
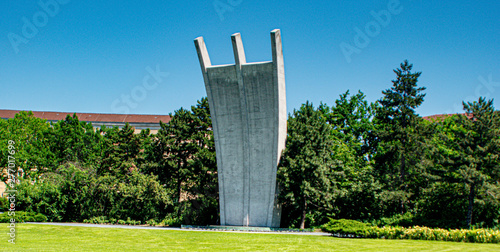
<box><xmin>0</xmin><ymin>211</ymin><xmax>47</xmax><ymax>223</ymax></box>
<box><xmin>15</xmin><ymin>163</ymin><xmax>174</xmax><ymax>224</ymax></box>
<box><xmin>83</xmin><ymin>216</ymin><xmax>109</xmax><ymax>224</ymax></box>
<box><xmin>34</xmin><ymin>213</ymin><xmax>48</xmax><ymax>222</ymax></box>
<box><xmin>83</xmin><ymin>216</ymin><xmax>142</xmax><ymax>225</ymax></box>
<box><xmin>0</xmin><ymin>197</ymin><xmax>9</xmax><ymax>211</ymax></box>
<box><xmin>375</xmin><ymin>226</ymin><xmax>500</xmax><ymax>243</ymax></box>
<box><xmin>373</xmin><ymin>212</ymin><xmax>415</xmax><ymax>227</ymax></box>
<box><xmin>321</xmin><ymin>219</ymin><xmax>373</xmax><ymax>237</ymax></box>
<box><xmin>125</xmin><ymin>217</ymin><xmax>141</xmax><ymax>225</ymax></box>
<box><xmin>146</xmin><ymin>219</ymin><xmax>157</xmax><ymax>226</ymax></box>
<box><xmin>159</xmin><ymin>214</ymin><xmax>182</xmax><ymax>227</ymax></box>
<box><xmin>16</xmin><ymin>175</ymin><xmax>68</xmax><ymax>222</ymax></box>
<box><xmin>321</xmin><ymin>219</ymin><xmax>500</xmax><ymax>243</ymax></box>
<box><xmin>113</xmin><ymin>172</ymin><xmax>173</xmax><ymax>223</ymax></box>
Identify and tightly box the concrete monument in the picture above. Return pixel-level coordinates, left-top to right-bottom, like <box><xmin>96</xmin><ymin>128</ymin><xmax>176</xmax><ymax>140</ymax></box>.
<box><xmin>194</xmin><ymin>29</ymin><xmax>286</xmax><ymax>227</ymax></box>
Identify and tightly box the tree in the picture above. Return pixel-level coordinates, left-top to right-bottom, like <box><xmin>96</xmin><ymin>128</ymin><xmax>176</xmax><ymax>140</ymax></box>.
<box><xmin>100</xmin><ymin>123</ymin><xmax>142</xmax><ymax>177</ymax></box>
<box><xmin>114</xmin><ymin>171</ymin><xmax>173</xmax><ymax>222</ymax></box>
<box><xmin>143</xmin><ymin>98</ymin><xmax>218</xmax><ymax>225</ymax></box>
<box><xmin>185</xmin><ymin>98</ymin><xmax>218</xmax><ymax>225</ymax></box>
<box><xmin>432</xmin><ymin>98</ymin><xmax>500</xmax><ymax>228</ymax></box>
<box><xmin>318</xmin><ymin>91</ymin><xmax>383</xmax><ymax>221</ymax></box>
<box><xmin>278</xmin><ymin>102</ymin><xmax>335</xmax><ymax>229</ymax></box>
<box><xmin>48</xmin><ymin>114</ymin><xmax>103</xmax><ymax>167</ymax></box>
<box><xmin>158</xmin><ymin>108</ymin><xmax>197</xmax><ymax>202</ymax></box>
<box><xmin>320</xmin><ymin>90</ymin><xmax>377</xmax><ymax>165</ymax></box>
<box><xmin>373</xmin><ymin>60</ymin><xmax>427</xmax><ymax>214</ymax></box>
<box><xmin>0</xmin><ymin>111</ymin><xmax>55</xmax><ymax>180</ymax></box>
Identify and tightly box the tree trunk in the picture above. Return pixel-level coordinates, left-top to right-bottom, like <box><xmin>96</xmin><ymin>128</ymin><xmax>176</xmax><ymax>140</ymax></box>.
<box><xmin>466</xmin><ymin>183</ymin><xmax>475</xmax><ymax>228</ymax></box>
<box><xmin>300</xmin><ymin>197</ymin><xmax>307</xmax><ymax>229</ymax></box>
<box><xmin>400</xmin><ymin>151</ymin><xmax>406</xmax><ymax>214</ymax></box>
<box><xmin>177</xmin><ymin>161</ymin><xmax>182</xmax><ymax>203</ymax></box>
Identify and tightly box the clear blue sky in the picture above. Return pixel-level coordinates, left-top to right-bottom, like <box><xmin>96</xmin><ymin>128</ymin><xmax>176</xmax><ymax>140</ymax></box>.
<box><xmin>2</xmin><ymin>0</ymin><xmax>499</xmax><ymax>117</ymax></box>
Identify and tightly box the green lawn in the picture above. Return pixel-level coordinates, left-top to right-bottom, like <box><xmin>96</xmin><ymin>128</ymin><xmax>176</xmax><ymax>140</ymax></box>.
<box><xmin>2</xmin><ymin>224</ymin><xmax>500</xmax><ymax>251</ymax></box>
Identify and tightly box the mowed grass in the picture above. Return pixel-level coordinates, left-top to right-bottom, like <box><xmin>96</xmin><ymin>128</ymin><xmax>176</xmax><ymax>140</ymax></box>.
<box><xmin>2</xmin><ymin>224</ymin><xmax>500</xmax><ymax>251</ymax></box>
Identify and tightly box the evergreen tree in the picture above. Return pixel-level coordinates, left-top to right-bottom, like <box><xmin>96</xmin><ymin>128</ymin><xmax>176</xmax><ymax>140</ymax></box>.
<box><xmin>433</xmin><ymin>98</ymin><xmax>500</xmax><ymax>228</ymax></box>
<box><xmin>100</xmin><ymin>123</ymin><xmax>142</xmax><ymax>177</ymax></box>
<box><xmin>186</xmin><ymin>98</ymin><xmax>218</xmax><ymax>225</ymax></box>
<box><xmin>278</xmin><ymin>102</ymin><xmax>335</xmax><ymax>229</ymax></box>
<box><xmin>143</xmin><ymin>98</ymin><xmax>218</xmax><ymax>225</ymax></box>
<box><xmin>373</xmin><ymin>60</ymin><xmax>427</xmax><ymax>214</ymax></box>
<box><xmin>159</xmin><ymin>108</ymin><xmax>197</xmax><ymax>202</ymax></box>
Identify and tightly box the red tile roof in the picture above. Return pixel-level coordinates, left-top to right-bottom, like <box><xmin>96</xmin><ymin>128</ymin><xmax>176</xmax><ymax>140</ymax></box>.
<box><xmin>0</xmin><ymin>109</ymin><xmax>171</xmax><ymax>124</ymax></box>
<box><xmin>422</xmin><ymin>114</ymin><xmax>455</xmax><ymax>122</ymax></box>
<box><xmin>422</xmin><ymin>113</ymin><xmax>475</xmax><ymax>122</ymax></box>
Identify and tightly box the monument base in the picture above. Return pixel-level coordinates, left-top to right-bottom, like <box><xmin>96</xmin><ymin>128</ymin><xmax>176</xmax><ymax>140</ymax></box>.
<box><xmin>180</xmin><ymin>225</ymin><xmax>314</xmax><ymax>233</ymax></box>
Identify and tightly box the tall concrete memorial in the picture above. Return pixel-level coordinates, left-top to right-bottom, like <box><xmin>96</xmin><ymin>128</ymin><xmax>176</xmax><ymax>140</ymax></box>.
<box><xmin>194</xmin><ymin>29</ymin><xmax>286</xmax><ymax>227</ymax></box>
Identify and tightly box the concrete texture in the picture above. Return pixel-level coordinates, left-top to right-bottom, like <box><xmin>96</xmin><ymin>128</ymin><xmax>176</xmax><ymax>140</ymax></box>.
<box><xmin>194</xmin><ymin>29</ymin><xmax>286</xmax><ymax>227</ymax></box>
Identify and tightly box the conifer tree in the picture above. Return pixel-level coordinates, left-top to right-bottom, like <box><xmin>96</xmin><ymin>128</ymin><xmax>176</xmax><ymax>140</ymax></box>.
<box><xmin>451</xmin><ymin>98</ymin><xmax>499</xmax><ymax>227</ymax></box>
<box><xmin>373</xmin><ymin>60</ymin><xmax>427</xmax><ymax>214</ymax></box>
<box><xmin>100</xmin><ymin>123</ymin><xmax>141</xmax><ymax>176</ymax></box>
<box><xmin>278</xmin><ymin>102</ymin><xmax>335</xmax><ymax>229</ymax></box>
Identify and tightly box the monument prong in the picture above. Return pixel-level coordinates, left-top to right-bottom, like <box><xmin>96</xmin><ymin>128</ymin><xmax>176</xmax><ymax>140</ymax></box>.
<box><xmin>194</xmin><ymin>36</ymin><xmax>225</xmax><ymax>226</ymax></box>
<box><xmin>231</xmin><ymin>32</ymin><xmax>251</xmax><ymax>226</ymax></box>
<box><xmin>231</xmin><ymin>33</ymin><xmax>247</xmax><ymax>67</ymax></box>
<box><xmin>194</xmin><ymin>37</ymin><xmax>212</xmax><ymax>83</ymax></box>
<box><xmin>271</xmin><ymin>29</ymin><xmax>284</xmax><ymax>78</ymax></box>
<box><xmin>269</xmin><ymin>29</ymin><xmax>286</xmax><ymax>228</ymax></box>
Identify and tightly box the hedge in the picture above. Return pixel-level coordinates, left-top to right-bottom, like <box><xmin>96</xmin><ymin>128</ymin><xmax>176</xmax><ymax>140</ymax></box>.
<box><xmin>322</xmin><ymin>219</ymin><xmax>500</xmax><ymax>243</ymax></box>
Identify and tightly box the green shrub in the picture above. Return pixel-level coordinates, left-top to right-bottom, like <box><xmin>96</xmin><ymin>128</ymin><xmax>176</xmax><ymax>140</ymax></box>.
<box><xmin>374</xmin><ymin>212</ymin><xmax>415</xmax><ymax>227</ymax></box>
<box><xmin>0</xmin><ymin>211</ymin><xmax>47</xmax><ymax>223</ymax></box>
<box><xmin>113</xmin><ymin>172</ymin><xmax>173</xmax><ymax>223</ymax></box>
<box><xmin>322</xmin><ymin>219</ymin><xmax>500</xmax><ymax>243</ymax></box>
<box><xmin>0</xmin><ymin>197</ymin><xmax>9</xmax><ymax>211</ymax></box>
<box><xmin>159</xmin><ymin>214</ymin><xmax>182</xmax><ymax>227</ymax></box>
<box><xmin>146</xmin><ymin>219</ymin><xmax>157</xmax><ymax>226</ymax></box>
<box><xmin>125</xmin><ymin>217</ymin><xmax>141</xmax><ymax>225</ymax></box>
<box><xmin>34</xmin><ymin>213</ymin><xmax>48</xmax><ymax>222</ymax></box>
<box><xmin>83</xmin><ymin>216</ymin><xmax>143</xmax><ymax>225</ymax></box>
<box><xmin>83</xmin><ymin>216</ymin><xmax>109</xmax><ymax>224</ymax></box>
<box><xmin>15</xmin><ymin>164</ymin><xmax>174</xmax><ymax>224</ymax></box>
<box><xmin>321</xmin><ymin>219</ymin><xmax>373</xmax><ymax>237</ymax></box>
